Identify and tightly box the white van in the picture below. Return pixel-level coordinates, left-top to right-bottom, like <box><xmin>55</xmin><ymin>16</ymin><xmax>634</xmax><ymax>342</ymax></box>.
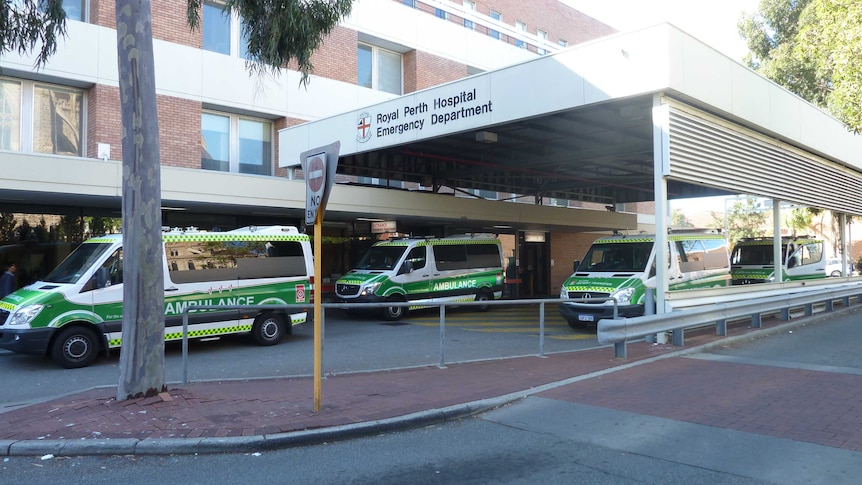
<box><xmin>559</xmin><ymin>231</ymin><xmax>730</xmax><ymax>328</ymax></box>
<box><xmin>0</xmin><ymin>225</ymin><xmax>313</xmax><ymax>368</ymax></box>
<box><xmin>730</xmin><ymin>236</ymin><xmax>825</xmax><ymax>284</ymax></box>
<box><xmin>335</xmin><ymin>234</ymin><xmax>505</xmax><ymax>320</ymax></box>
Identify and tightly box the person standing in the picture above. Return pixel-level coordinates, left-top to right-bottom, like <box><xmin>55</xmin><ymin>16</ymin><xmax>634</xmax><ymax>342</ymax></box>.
<box><xmin>0</xmin><ymin>262</ymin><xmax>17</xmax><ymax>298</ymax></box>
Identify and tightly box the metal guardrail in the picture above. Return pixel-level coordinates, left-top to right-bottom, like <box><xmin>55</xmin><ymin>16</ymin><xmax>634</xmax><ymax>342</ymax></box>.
<box><xmin>598</xmin><ymin>283</ymin><xmax>862</xmax><ymax>359</ymax></box>
<box><xmin>178</xmin><ymin>297</ymin><xmax>614</xmax><ymax>384</ymax></box>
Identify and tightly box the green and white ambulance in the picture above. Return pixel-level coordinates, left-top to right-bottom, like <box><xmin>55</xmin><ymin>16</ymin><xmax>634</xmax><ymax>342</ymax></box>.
<box><xmin>335</xmin><ymin>234</ymin><xmax>504</xmax><ymax>320</ymax></box>
<box><xmin>559</xmin><ymin>231</ymin><xmax>730</xmax><ymax>328</ymax></box>
<box><xmin>0</xmin><ymin>225</ymin><xmax>313</xmax><ymax>368</ymax></box>
<box><xmin>730</xmin><ymin>236</ymin><xmax>826</xmax><ymax>285</ymax></box>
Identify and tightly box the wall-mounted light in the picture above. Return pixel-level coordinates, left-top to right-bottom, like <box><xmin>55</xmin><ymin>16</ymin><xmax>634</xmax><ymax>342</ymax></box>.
<box><xmin>475</xmin><ymin>131</ymin><xmax>498</xmax><ymax>143</ymax></box>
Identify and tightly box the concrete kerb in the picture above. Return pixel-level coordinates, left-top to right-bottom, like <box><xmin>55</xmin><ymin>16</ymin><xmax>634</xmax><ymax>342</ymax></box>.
<box><xmin>2</xmin><ymin>305</ymin><xmax>856</xmax><ymax>457</ymax></box>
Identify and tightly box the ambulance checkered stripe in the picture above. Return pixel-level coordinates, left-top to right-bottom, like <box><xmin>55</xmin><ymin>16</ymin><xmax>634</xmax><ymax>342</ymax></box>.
<box><xmin>108</xmin><ymin>324</ymin><xmax>254</xmax><ymax>346</ymax></box>
<box><xmin>375</xmin><ymin>239</ymin><xmax>501</xmax><ymax>247</ymax></box>
<box><xmin>563</xmin><ymin>286</ymin><xmax>613</xmax><ymax>292</ymax></box>
<box><xmin>594</xmin><ymin>234</ymin><xmax>724</xmax><ymax>244</ymax></box>
<box><xmin>162</xmin><ymin>234</ymin><xmax>309</xmax><ymax>242</ymax></box>
<box><xmin>736</xmin><ymin>239</ymin><xmax>821</xmax><ymax>246</ymax></box>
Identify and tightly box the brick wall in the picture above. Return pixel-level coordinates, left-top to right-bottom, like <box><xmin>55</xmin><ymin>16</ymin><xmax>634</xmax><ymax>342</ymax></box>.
<box><xmin>86</xmin><ymin>84</ymin><xmax>122</xmax><ymax>159</ymax></box>
<box><xmin>410</xmin><ymin>51</ymin><xmax>470</xmax><ymax>91</ymax></box>
<box><xmin>470</xmin><ymin>0</ymin><xmax>616</xmax><ymax>45</ymax></box>
<box><xmin>158</xmin><ymin>97</ymin><xmax>200</xmax><ymax>168</ymax></box>
<box><xmin>550</xmin><ymin>231</ymin><xmax>603</xmax><ymax>292</ymax></box>
<box><xmin>87</xmin><ymin>85</ymin><xmax>199</xmax><ymax>167</ymax></box>
<box><xmin>90</xmin><ymin>0</ymin><xmax>207</xmax><ymax>49</ymax></box>
<box><xmin>308</xmin><ymin>26</ymin><xmax>358</xmax><ymax>83</ymax></box>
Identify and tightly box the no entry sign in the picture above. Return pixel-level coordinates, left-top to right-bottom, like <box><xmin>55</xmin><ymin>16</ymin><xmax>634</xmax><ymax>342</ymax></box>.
<box><xmin>300</xmin><ymin>142</ymin><xmax>340</xmax><ymax>225</ymax></box>
<box><xmin>307</xmin><ymin>155</ymin><xmax>325</xmax><ymax>193</ymax></box>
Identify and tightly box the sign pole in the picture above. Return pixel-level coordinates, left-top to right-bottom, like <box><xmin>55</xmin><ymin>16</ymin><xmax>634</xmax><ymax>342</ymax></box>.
<box><xmin>313</xmin><ymin>210</ymin><xmax>323</xmax><ymax>411</ymax></box>
<box><xmin>300</xmin><ymin>140</ymin><xmax>339</xmax><ymax>413</ymax></box>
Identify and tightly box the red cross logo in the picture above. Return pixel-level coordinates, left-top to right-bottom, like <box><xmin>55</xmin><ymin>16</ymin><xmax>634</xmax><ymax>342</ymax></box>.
<box><xmin>357</xmin><ymin>113</ymin><xmax>372</xmax><ymax>143</ymax></box>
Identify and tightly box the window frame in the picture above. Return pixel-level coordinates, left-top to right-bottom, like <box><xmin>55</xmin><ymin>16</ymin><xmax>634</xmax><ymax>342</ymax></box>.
<box><xmin>0</xmin><ymin>77</ymin><xmax>85</xmax><ymax>156</ymax></box>
<box><xmin>357</xmin><ymin>42</ymin><xmax>403</xmax><ymax>95</ymax></box>
<box><xmin>201</xmin><ymin>110</ymin><xmax>273</xmax><ymax>176</ymax></box>
<box><xmin>203</xmin><ymin>0</ymin><xmax>250</xmax><ymax>59</ymax></box>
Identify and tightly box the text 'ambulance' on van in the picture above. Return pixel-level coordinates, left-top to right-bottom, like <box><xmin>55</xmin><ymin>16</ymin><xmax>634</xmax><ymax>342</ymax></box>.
<box><xmin>559</xmin><ymin>230</ymin><xmax>730</xmax><ymax>329</ymax></box>
<box><xmin>335</xmin><ymin>234</ymin><xmax>505</xmax><ymax>320</ymax></box>
<box><xmin>0</xmin><ymin>225</ymin><xmax>314</xmax><ymax>368</ymax></box>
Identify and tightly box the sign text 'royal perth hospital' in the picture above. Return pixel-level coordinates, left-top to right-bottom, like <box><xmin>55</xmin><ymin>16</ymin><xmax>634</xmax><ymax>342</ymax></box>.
<box><xmin>356</xmin><ymin>88</ymin><xmax>492</xmax><ymax>143</ymax></box>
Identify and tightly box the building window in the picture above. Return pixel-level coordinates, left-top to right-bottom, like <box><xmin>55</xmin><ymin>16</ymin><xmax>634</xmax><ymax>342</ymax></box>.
<box><xmin>559</xmin><ymin>39</ymin><xmax>568</xmax><ymax>48</ymax></box>
<box><xmin>0</xmin><ymin>80</ymin><xmax>21</xmax><ymax>151</ymax></box>
<box><xmin>435</xmin><ymin>8</ymin><xmax>446</xmax><ymax>19</ymax></box>
<box><xmin>537</xmin><ymin>30</ymin><xmax>548</xmax><ymax>55</ymax></box>
<box><xmin>515</xmin><ymin>21</ymin><xmax>527</xmax><ymax>48</ymax></box>
<box><xmin>357</xmin><ymin>43</ymin><xmax>402</xmax><ymax>95</ymax></box>
<box><xmin>203</xmin><ymin>1</ymin><xmax>231</xmax><ymax>55</ymax></box>
<box><xmin>33</xmin><ymin>85</ymin><xmax>83</xmax><ymax>156</ymax></box>
<box><xmin>401</xmin><ymin>0</ymin><xmax>415</xmax><ymax>7</ymax></box>
<box><xmin>0</xmin><ymin>78</ymin><xmax>83</xmax><ymax>156</ymax></box>
<box><xmin>201</xmin><ymin>112</ymin><xmax>272</xmax><ymax>176</ymax></box>
<box><xmin>203</xmin><ymin>1</ymin><xmax>250</xmax><ymax>59</ymax></box>
<box><xmin>63</xmin><ymin>0</ymin><xmax>86</xmax><ymax>21</ymax></box>
<box><xmin>463</xmin><ymin>0</ymin><xmax>475</xmax><ymax>30</ymax></box>
<box><xmin>489</xmin><ymin>10</ymin><xmax>501</xmax><ymax>40</ymax></box>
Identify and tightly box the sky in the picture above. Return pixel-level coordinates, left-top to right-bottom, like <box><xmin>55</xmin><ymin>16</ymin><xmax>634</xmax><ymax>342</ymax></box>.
<box><xmin>563</xmin><ymin>0</ymin><xmax>761</xmax><ymax>61</ymax></box>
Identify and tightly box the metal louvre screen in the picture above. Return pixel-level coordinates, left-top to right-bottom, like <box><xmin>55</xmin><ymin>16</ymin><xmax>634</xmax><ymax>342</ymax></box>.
<box><xmin>667</xmin><ymin>105</ymin><xmax>862</xmax><ymax>214</ymax></box>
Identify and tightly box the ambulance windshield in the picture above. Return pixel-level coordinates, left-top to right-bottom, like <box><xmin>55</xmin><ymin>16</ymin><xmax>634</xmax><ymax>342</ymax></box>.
<box><xmin>578</xmin><ymin>242</ymin><xmax>653</xmax><ymax>273</ymax></box>
<box><xmin>44</xmin><ymin>242</ymin><xmax>114</xmax><ymax>284</ymax></box>
<box><xmin>356</xmin><ymin>246</ymin><xmax>407</xmax><ymax>271</ymax></box>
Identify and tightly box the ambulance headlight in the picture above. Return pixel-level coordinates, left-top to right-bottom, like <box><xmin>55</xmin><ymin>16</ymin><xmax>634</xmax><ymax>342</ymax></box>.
<box><xmin>7</xmin><ymin>304</ymin><xmax>44</xmax><ymax>327</ymax></box>
<box><xmin>360</xmin><ymin>282</ymin><xmax>381</xmax><ymax>297</ymax></box>
<box><xmin>559</xmin><ymin>286</ymin><xmax>569</xmax><ymax>299</ymax></box>
<box><xmin>611</xmin><ymin>287</ymin><xmax>635</xmax><ymax>304</ymax></box>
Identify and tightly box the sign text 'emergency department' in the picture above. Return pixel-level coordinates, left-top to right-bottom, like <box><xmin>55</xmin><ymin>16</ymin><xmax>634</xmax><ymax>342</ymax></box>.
<box><xmin>357</xmin><ymin>88</ymin><xmax>492</xmax><ymax>143</ymax></box>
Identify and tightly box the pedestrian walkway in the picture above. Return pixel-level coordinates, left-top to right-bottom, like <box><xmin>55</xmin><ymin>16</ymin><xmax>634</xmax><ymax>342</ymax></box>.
<box><xmin>1</xmin><ymin>306</ymin><xmax>861</xmax><ymax>457</ymax></box>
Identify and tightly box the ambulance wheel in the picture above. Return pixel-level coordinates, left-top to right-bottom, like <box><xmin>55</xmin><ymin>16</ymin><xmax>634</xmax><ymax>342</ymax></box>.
<box><xmin>252</xmin><ymin>313</ymin><xmax>285</xmax><ymax>346</ymax></box>
<box><xmin>51</xmin><ymin>326</ymin><xmax>99</xmax><ymax>369</ymax></box>
<box><xmin>475</xmin><ymin>290</ymin><xmax>491</xmax><ymax>312</ymax></box>
<box><xmin>383</xmin><ymin>296</ymin><xmax>406</xmax><ymax>321</ymax></box>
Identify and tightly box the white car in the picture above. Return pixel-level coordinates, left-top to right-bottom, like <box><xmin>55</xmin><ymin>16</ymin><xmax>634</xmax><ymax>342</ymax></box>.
<box><xmin>824</xmin><ymin>258</ymin><xmax>854</xmax><ymax>277</ymax></box>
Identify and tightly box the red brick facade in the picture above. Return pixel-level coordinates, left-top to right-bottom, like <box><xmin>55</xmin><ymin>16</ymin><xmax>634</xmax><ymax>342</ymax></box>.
<box><xmin>157</xmin><ymin>97</ymin><xmax>201</xmax><ymax>168</ymax></box>
<box><xmin>307</xmin><ymin>26</ymin><xmax>358</xmax><ymax>84</ymax></box>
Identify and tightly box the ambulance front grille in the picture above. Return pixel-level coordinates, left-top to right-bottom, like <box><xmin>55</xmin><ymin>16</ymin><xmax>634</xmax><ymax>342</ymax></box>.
<box><xmin>337</xmin><ymin>283</ymin><xmax>360</xmax><ymax>296</ymax></box>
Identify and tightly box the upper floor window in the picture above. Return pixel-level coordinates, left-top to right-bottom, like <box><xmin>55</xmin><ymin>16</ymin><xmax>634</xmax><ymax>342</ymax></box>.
<box><xmin>435</xmin><ymin>8</ymin><xmax>447</xmax><ymax>19</ymax></box>
<box><xmin>203</xmin><ymin>1</ymin><xmax>250</xmax><ymax>59</ymax></box>
<box><xmin>515</xmin><ymin>21</ymin><xmax>527</xmax><ymax>48</ymax></box>
<box><xmin>558</xmin><ymin>39</ymin><xmax>568</xmax><ymax>48</ymax></box>
<box><xmin>0</xmin><ymin>78</ymin><xmax>83</xmax><ymax>156</ymax></box>
<box><xmin>358</xmin><ymin>43</ymin><xmax>402</xmax><ymax>95</ymax></box>
<box><xmin>463</xmin><ymin>0</ymin><xmax>475</xmax><ymax>30</ymax></box>
<box><xmin>489</xmin><ymin>10</ymin><xmax>501</xmax><ymax>40</ymax></box>
<box><xmin>401</xmin><ymin>0</ymin><xmax>415</xmax><ymax>7</ymax></box>
<box><xmin>201</xmin><ymin>111</ymin><xmax>272</xmax><ymax>176</ymax></box>
<box><xmin>63</xmin><ymin>0</ymin><xmax>86</xmax><ymax>21</ymax></box>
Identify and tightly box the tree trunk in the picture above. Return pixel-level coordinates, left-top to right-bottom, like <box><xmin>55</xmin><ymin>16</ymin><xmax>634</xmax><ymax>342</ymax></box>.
<box><xmin>115</xmin><ymin>0</ymin><xmax>166</xmax><ymax>400</ymax></box>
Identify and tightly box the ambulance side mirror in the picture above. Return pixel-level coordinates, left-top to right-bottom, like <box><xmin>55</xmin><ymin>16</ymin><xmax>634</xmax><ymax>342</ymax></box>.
<box><xmin>399</xmin><ymin>260</ymin><xmax>413</xmax><ymax>275</ymax></box>
<box><xmin>572</xmin><ymin>260</ymin><xmax>580</xmax><ymax>273</ymax></box>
